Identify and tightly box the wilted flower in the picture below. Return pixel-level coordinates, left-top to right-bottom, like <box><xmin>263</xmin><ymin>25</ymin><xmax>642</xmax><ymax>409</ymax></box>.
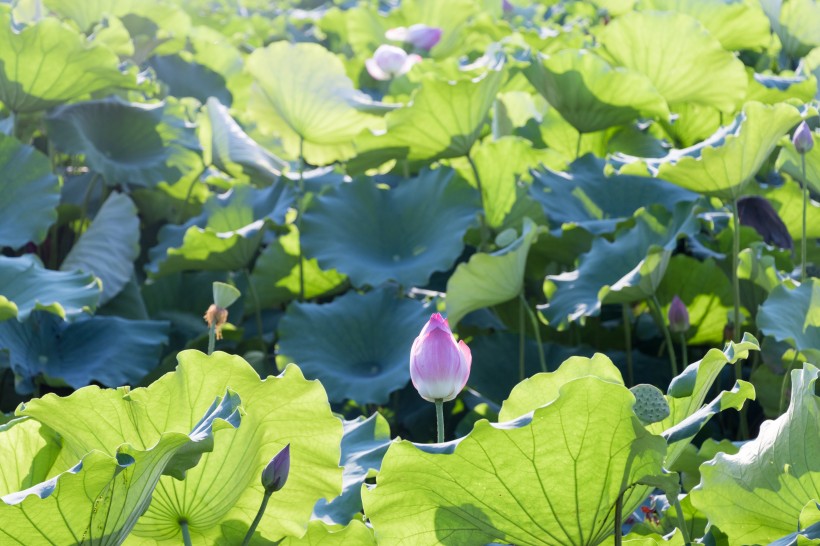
<box><xmin>203</xmin><ymin>304</ymin><xmax>228</xmax><ymax>340</ymax></box>
<box><xmin>385</xmin><ymin>24</ymin><xmax>442</xmax><ymax>50</ymax></box>
<box><xmin>365</xmin><ymin>45</ymin><xmax>421</xmax><ymax>81</ymax></box>
<box><xmin>410</xmin><ymin>313</ymin><xmax>471</xmax><ymax>402</ymax></box>
<box><xmin>261</xmin><ymin>444</ymin><xmax>290</xmax><ymax>494</ymax></box>
<box><xmin>737</xmin><ymin>195</ymin><xmax>793</xmax><ymax>250</ymax></box>
<box><xmin>793</xmin><ymin>120</ymin><xmax>814</xmax><ymax>155</ymax></box>
<box><xmin>667</xmin><ymin>296</ymin><xmax>690</xmax><ymax>334</ymax></box>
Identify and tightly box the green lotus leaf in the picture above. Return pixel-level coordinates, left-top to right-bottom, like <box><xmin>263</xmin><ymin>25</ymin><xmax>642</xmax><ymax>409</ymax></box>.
<box><xmin>691</xmin><ymin>364</ymin><xmax>820</xmax><ymax>544</ymax></box>
<box><xmin>0</xmin><ymin>387</ymin><xmax>240</xmax><ymax>545</ymax></box>
<box><xmin>668</xmin><ymin>438</ymin><xmax>739</xmax><ymax>492</ymax></box>
<box><xmin>0</xmin><ymin>255</ymin><xmax>100</xmax><ymax>322</ymax></box>
<box><xmin>202</xmin><ymin>97</ymin><xmax>288</xmax><ymax>187</ymax></box>
<box><xmin>46</xmin><ymin>96</ymin><xmax>203</xmax><ymax>189</ymax></box>
<box><xmin>757</xmin><ymin>281</ymin><xmax>820</xmax><ymax>363</ymax></box>
<box><xmin>530</xmin><ymin>155</ymin><xmax>698</xmax><ymax>235</ymax></box>
<box><xmin>542</xmin><ymin>203</ymin><xmax>698</xmax><ymax>326</ymax></box>
<box><xmin>125</xmin><ymin>352</ymin><xmax>342</xmax><ymax>544</ymax></box>
<box><xmin>0</xmin><ymin>134</ymin><xmax>59</xmax><ymax>249</ymax></box>
<box><xmin>661</xmin><ymin>102</ymin><xmax>722</xmax><ymax>148</ymax></box>
<box><xmin>619</xmin><ymin>531</ymin><xmax>686</xmax><ymax>545</ymax></box>
<box><xmin>246</xmin><ymin>41</ymin><xmax>382</xmax><ymax>165</ymax></box>
<box><xmin>597</xmin><ymin>12</ymin><xmax>747</xmax><ymax>112</ymax></box>
<box><xmin>277</xmin><ymin>288</ymin><xmax>428</xmax><ymax>404</ymax></box>
<box><xmin>301</xmin><ymin>169</ymin><xmax>477</xmax><ymax>289</ymax></box>
<box><xmin>746</xmin><ymin>71</ymin><xmax>818</xmax><ymax>104</ymax></box>
<box><xmin>281</xmin><ymin>520</ymin><xmax>376</xmax><ymax>545</ymax></box>
<box><xmin>0</xmin><ymin>418</ymin><xmax>61</xmax><ymax>495</ymax></box>
<box><xmin>313</xmin><ymin>413</ymin><xmax>391</xmax><ymax>526</ymax></box>
<box><xmin>43</xmin><ymin>0</ymin><xmax>139</xmax><ymax>31</ymax></box>
<box><xmin>147</xmin><ymin>183</ymin><xmax>293</xmax><ymax>277</ymax></box>
<box><xmin>352</xmin><ymin>67</ymin><xmax>505</xmax><ymax>169</ymax></box>
<box><xmin>249</xmin><ymin>225</ymin><xmax>346</xmax><ymax>311</ymax></box>
<box><xmin>0</xmin><ymin>312</ymin><xmax>168</xmax><ymax>394</ymax></box>
<box><xmin>761</xmin><ymin>0</ymin><xmax>820</xmax><ymax>59</ymax></box>
<box><xmin>60</xmin><ymin>192</ymin><xmax>140</xmax><ymax>305</ymax></box>
<box><xmin>449</xmin><ymin>136</ymin><xmax>557</xmax><ymax>228</ymax></box>
<box><xmin>0</xmin><ymin>10</ymin><xmax>134</xmax><ymax>113</ymax></box>
<box><xmin>777</xmin><ymin>126</ymin><xmax>820</xmax><ymax>194</ymax></box>
<box><xmin>638</xmin><ymin>0</ymin><xmax>771</xmax><ymax>51</ymax></box>
<box><xmin>363</xmin><ymin>375</ymin><xmax>666</xmax><ymax>545</ymax></box>
<box><xmin>656</xmin><ymin>256</ymin><xmax>732</xmax><ymax>345</ymax></box>
<box><xmin>524</xmin><ymin>49</ymin><xmax>669</xmax><ymax>134</ymax></box>
<box><xmin>619</xmin><ymin>102</ymin><xmax>803</xmax><ymax>200</ymax></box>
<box><xmin>149</xmin><ymin>54</ymin><xmax>231</xmax><ymax>105</ymax></box>
<box><xmin>445</xmin><ymin>217</ymin><xmax>540</xmax><ymax>326</ymax></box>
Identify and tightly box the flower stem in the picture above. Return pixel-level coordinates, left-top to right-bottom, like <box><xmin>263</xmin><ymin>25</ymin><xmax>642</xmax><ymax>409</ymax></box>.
<box><xmin>241</xmin><ymin>491</ymin><xmax>272</xmax><ymax>546</ymax></box>
<box><xmin>518</xmin><ymin>295</ymin><xmax>526</xmax><ymax>381</ymax></box>
<box><xmin>622</xmin><ymin>303</ymin><xmax>634</xmax><ymax>386</ymax></box>
<box><xmin>731</xmin><ymin>199</ymin><xmax>750</xmax><ymax>440</ymax></box>
<box><xmin>671</xmin><ymin>495</ymin><xmax>692</xmax><ymax>545</ymax></box>
<box><xmin>520</xmin><ymin>293</ymin><xmax>547</xmax><ymax>373</ymax></box>
<box><xmin>679</xmin><ymin>332</ymin><xmax>688</xmax><ymax>372</ymax></box>
<box><xmin>296</xmin><ymin>137</ymin><xmax>306</xmax><ymax>301</ymax></box>
<box><xmin>466</xmin><ymin>153</ymin><xmax>489</xmax><ymax>251</ymax></box>
<box><xmin>435</xmin><ymin>399</ymin><xmax>444</xmax><ymax>443</ymax></box>
<box><xmin>649</xmin><ymin>294</ymin><xmax>678</xmax><ymax>377</ymax></box>
<box><xmin>208</xmin><ymin>325</ymin><xmax>215</xmax><ymax>355</ymax></box>
<box><xmin>801</xmin><ymin>153</ymin><xmax>808</xmax><ymax>282</ymax></box>
<box><xmin>779</xmin><ymin>352</ymin><xmax>799</xmax><ymax>414</ymax></box>
<box><xmin>180</xmin><ymin>519</ymin><xmax>193</xmax><ymax>546</ymax></box>
<box><xmin>613</xmin><ymin>490</ymin><xmax>623</xmax><ymax>546</ymax></box>
<box><xmin>245</xmin><ymin>268</ymin><xmax>265</xmax><ymax>348</ymax></box>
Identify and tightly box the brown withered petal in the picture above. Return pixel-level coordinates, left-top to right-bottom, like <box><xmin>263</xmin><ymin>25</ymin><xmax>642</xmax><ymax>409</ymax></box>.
<box><xmin>737</xmin><ymin>196</ymin><xmax>793</xmax><ymax>250</ymax></box>
<box><xmin>203</xmin><ymin>304</ymin><xmax>229</xmax><ymax>340</ymax></box>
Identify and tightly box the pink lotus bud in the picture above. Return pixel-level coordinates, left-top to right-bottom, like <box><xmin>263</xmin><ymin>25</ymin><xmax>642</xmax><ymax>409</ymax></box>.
<box><xmin>365</xmin><ymin>45</ymin><xmax>421</xmax><ymax>81</ymax></box>
<box><xmin>261</xmin><ymin>444</ymin><xmax>290</xmax><ymax>494</ymax></box>
<box><xmin>410</xmin><ymin>313</ymin><xmax>471</xmax><ymax>402</ymax></box>
<box><xmin>667</xmin><ymin>296</ymin><xmax>690</xmax><ymax>334</ymax></box>
<box><xmin>792</xmin><ymin>120</ymin><xmax>814</xmax><ymax>155</ymax></box>
<box><xmin>385</xmin><ymin>24</ymin><xmax>442</xmax><ymax>50</ymax></box>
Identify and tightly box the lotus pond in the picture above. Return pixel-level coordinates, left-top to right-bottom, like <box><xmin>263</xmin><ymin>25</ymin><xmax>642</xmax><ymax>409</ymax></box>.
<box><xmin>0</xmin><ymin>0</ymin><xmax>819</xmax><ymax>544</ymax></box>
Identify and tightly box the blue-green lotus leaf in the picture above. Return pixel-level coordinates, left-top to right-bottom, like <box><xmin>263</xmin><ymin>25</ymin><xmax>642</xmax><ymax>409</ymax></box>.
<box><xmin>0</xmin><ymin>255</ymin><xmax>100</xmax><ymax>322</ymax></box>
<box><xmin>757</xmin><ymin>281</ymin><xmax>820</xmax><ymax>364</ymax></box>
<box><xmin>277</xmin><ymin>288</ymin><xmax>428</xmax><ymax>404</ymax></box>
<box><xmin>747</xmin><ymin>71</ymin><xmax>818</xmax><ymax>104</ymax></box>
<box><xmin>301</xmin><ymin>168</ymin><xmax>478</xmax><ymax>289</ymax></box>
<box><xmin>530</xmin><ymin>155</ymin><xmax>698</xmax><ymax>235</ymax></box>
<box><xmin>0</xmin><ymin>134</ymin><xmax>59</xmax><ymax>250</ymax></box>
<box><xmin>761</xmin><ymin>0</ymin><xmax>820</xmax><ymax>59</ymax></box>
<box><xmin>147</xmin><ymin>183</ymin><xmax>294</xmax><ymax>277</ymax></box>
<box><xmin>149</xmin><ymin>54</ymin><xmax>232</xmax><ymax>105</ymax></box>
<box><xmin>0</xmin><ymin>312</ymin><xmax>168</xmax><ymax>394</ymax></box>
<box><xmin>46</xmin><ymin>96</ymin><xmax>203</xmax><ymax>189</ymax></box>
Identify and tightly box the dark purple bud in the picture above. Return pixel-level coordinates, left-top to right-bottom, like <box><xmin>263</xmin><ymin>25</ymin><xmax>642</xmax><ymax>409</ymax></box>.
<box><xmin>667</xmin><ymin>296</ymin><xmax>690</xmax><ymax>334</ymax></box>
<box><xmin>737</xmin><ymin>196</ymin><xmax>793</xmax><ymax>250</ymax></box>
<box><xmin>792</xmin><ymin>121</ymin><xmax>814</xmax><ymax>155</ymax></box>
<box><xmin>261</xmin><ymin>444</ymin><xmax>290</xmax><ymax>494</ymax></box>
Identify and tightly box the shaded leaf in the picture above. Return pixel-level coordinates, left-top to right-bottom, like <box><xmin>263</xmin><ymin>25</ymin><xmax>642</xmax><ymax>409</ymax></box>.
<box><xmin>757</xmin><ymin>281</ymin><xmax>820</xmax><ymax>363</ymax></box>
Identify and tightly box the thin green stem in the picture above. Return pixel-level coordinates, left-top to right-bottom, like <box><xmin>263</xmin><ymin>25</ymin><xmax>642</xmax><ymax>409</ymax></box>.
<box><xmin>731</xmin><ymin>199</ymin><xmax>749</xmax><ymax>440</ymax></box>
<box><xmin>679</xmin><ymin>332</ymin><xmax>688</xmax><ymax>372</ymax></box>
<box><xmin>671</xmin><ymin>495</ymin><xmax>692</xmax><ymax>545</ymax></box>
<box><xmin>520</xmin><ymin>293</ymin><xmax>547</xmax><ymax>373</ymax></box>
<box><xmin>779</xmin><ymin>352</ymin><xmax>799</xmax><ymax>414</ymax></box>
<box><xmin>296</xmin><ymin>138</ymin><xmax>306</xmax><ymax>301</ymax></box>
<box><xmin>435</xmin><ymin>399</ymin><xmax>444</xmax><ymax>443</ymax></box>
<box><xmin>622</xmin><ymin>304</ymin><xmax>634</xmax><ymax>386</ymax></box>
<box><xmin>180</xmin><ymin>519</ymin><xmax>193</xmax><ymax>546</ymax></box>
<box><xmin>244</xmin><ymin>268</ymin><xmax>265</xmax><ymax>348</ymax></box>
<box><xmin>614</xmin><ymin>490</ymin><xmax>623</xmax><ymax>546</ymax></box>
<box><xmin>518</xmin><ymin>295</ymin><xmax>526</xmax><ymax>381</ymax></box>
<box><xmin>208</xmin><ymin>325</ymin><xmax>216</xmax><ymax>355</ymax></box>
<box><xmin>801</xmin><ymin>153</ymin><xmax>808</xmax><ymax>282</ymax></box>
<box><xmin>466</xmin><ymin>153</ymin><xmax>489</xmax><ymax>250</ymax></box>
<box><xmin>241</xmin><ymin>491</ymin><xmax>272</xmax><ymax>546</ymax></box>
<box><xmin>649</xmin><ymin>295</ymin><xmax>678</xmax><ymax>377</ymax></box>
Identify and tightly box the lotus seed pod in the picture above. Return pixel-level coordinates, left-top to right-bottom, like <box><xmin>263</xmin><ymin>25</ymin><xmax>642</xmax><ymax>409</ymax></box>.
<box><xmin>630</xmin><ymin>384</ymin><xmax>670</xmax><ymax>424</ymax></box>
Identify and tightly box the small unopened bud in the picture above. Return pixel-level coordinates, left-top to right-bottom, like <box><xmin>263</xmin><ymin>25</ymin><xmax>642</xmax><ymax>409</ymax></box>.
<box><xmin>203</xmin><ymin>304</ymin><xmax>228</xmax><ymax>340</ymax></box>
<box><xmin>667</xmin><ymin>296</ymin><xmax>690</xmax><ymax>334</ymax></box>
<box><xmin>793</xmin><ymin>121</ymin><xmax>814</xmax><ymax>155</ymax></box>
<box><xmin>261</xmin><ymin>444</ymin><xmax>290</xmax><ymax>494</ymax></box>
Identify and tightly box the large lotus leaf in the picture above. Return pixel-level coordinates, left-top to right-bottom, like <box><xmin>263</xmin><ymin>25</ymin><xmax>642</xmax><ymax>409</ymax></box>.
<box><xmin>757</xmin><ymin>281</ymin><xmax>820</xmax><ymax>363</ymax></box>
<box><xmin>777</xmin><ymin>127</ymin><xmax>820</xmax><ymax>194</ymax></box>
<box><xmin>46</xmin><ymin>97</ymin><xmax>202</xmax><ymax>189</ymax></box>
<box><xmin>661</xmin><ymin>102</ymin><xmax>722</xmax><ymax>148</ymax></box>
<box><xmin>249</xmin><ymin>225</ymin><xmax>346</xmax><ymax>311</ymax></box>
<box><xmin>619</xmin><ymin>102</ymin><xmax>803</xmax><ymax>200</ymax></box>
<box><xmin>0</xmin><ymin>255</ymin><xmax>100</xmax><ymax>322</ymax></box>
<box><xmin>691</xmin><ymin>364</ymin><xmax>820</xmax><ymax>544</ymax></box>
<box><xmin>313</xmin><ymin>413</ymin><xmax>391</xmax><ymax>526</ymax></box>
<box><xmin>149</xmin><ymin>54</ymin><xmax>231</xmax><ymax>105</ymax></box>
<box><xmin>656</xmin><ymin>256</ymin><xmax>732</xmax><ymax>345</ymax></box>
<box><xmin>281</xmin><ymin>520</ymin><xmax>376</xmax><ymax>545</ymax></box>
<box><xmin>0</xmin><ymin>134</ymin><xmax>59</xmax><ymax>249</ymax></box>
<box><xmin>43</xmin><ymin>0</ymin><xmax>139</xmax><ymax>31</ymax></box>
<box><xmin>352</xmin><ymin>67</ymin><xmax>505</xmax><ymax>168</ymax></box>
<box><xmin>0</xmin><ymin>418</ymin><xmax>61</xmax><ymax>495</ymax></box>
<box><xmin>524</xmin><ymin>49</ymin><xmax>669</xmax><ymax>134</ymax></box>
<box><xmin>0</xmin><ymin>11</ymin><xmax>133</xmax><ymax>113</ymax></box>
<box><xmin>147</xmin><ymin>183</ymin><xmax>293</xmax><ymax>277</ymax></box>
<box><xmin>762</xmin><ymin>0</ymin><xmax>820</xmax><ymax>59</ymax></box>
<box><xmin>596</xmin><ymin>12</ymin><xmax>747</xmax><ymax>111</ymax></box>
<box><xmin>747</xmin><ymin>71</ymin><xmax>818</xmax><ymax>104</ymax></box>
<box><xmin>125</xmin><ymin>352</ymin><xmax>343</xmax><ymax>544</ymax></box>
<box><xmin>0</xmin><ymin>312</ymin><xmax>168</xmax><ymax>395</ymax></box>
<box><xmin>277</xmin><ymin>288</ymin><xmax>428</xmax><ymax>404</ymax></box>
<box><xmin>60</xmin><ymin>192</ymin><xmax>140</xmax><ymax>305</ymax></box>
<box><xmin>0</xmin><ymin>389</ymin><xmax>240</xmax><ymax>544</ymax></box>
<box><xmin>362</xmin><ymin>375</ymin><xmax>666</xmax><ymax>545</ymax></box>
<box><xmin>530</xmin><ymin>155</ymin><xmax>698</xmax><ymax>235</ymax></box>
<box><xmin>246</xmin><ymin>41</ymin><xmax>382</xmax><ymax>165</ymax></box>
<box><xmin>449</xmin><ymin>136</ymin><xmax>557</xmax><ymax>228</ymax></box>
<box><xmin>301</xmin><ymin>169</ymin><xmax>477</xmax><ymax>289</ymax></box>
<box><xmin>638</xmin><ymin>0</ymin><xmax>771</xmax><ymax>51</ymax></box>
<box><xmin>542</xmin><ymin>203</ymin><xmax>698</xmax><ymax>326</ymax></box>
<box><xmin>445</xmin><ymin>218</ymin><xmax>540</xmax><ymax>326</ymax></box>
<box><xmin>202</xmin><ymin>97</ymin><xmax>288</xmax><ymax>186</ymax></box>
